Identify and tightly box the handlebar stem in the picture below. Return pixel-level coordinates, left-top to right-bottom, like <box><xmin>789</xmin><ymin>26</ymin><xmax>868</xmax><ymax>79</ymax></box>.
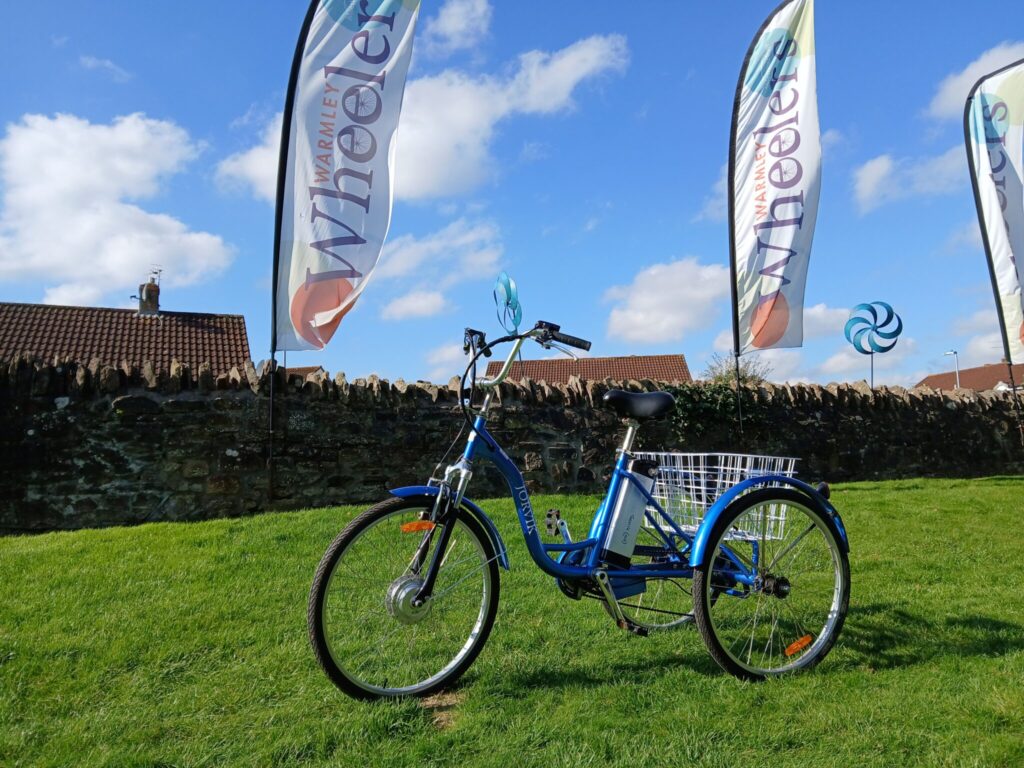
<box><xmin>475</xmin><ymin>332</ymin><xmax>537</xmax><ymax>390</ymax></box>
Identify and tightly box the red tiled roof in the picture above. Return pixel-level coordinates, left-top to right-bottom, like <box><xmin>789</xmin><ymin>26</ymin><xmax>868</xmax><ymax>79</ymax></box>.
<box><xmin>916</xmin><ymin>362</ymin><xmax>1024</xmax><ymax>391</ymax></box>
<box><xmin>0</xmin><ymin>302</ymin><xmax>250</xmax><ymax>375</ymax></box>
<box><xmin>286</xmin><ymin>366</ymin><xmax>325</xmax><ymax>378</ymax></box>
<box><xmin>485</xmin><ymin>354</ymin><xmax>691</xmax><ymax>385</ymax></box>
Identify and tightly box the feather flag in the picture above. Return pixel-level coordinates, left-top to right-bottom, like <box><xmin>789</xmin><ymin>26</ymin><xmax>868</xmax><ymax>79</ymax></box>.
<box><xmin>273</xmin><ymin>0</ymin><xmax>421</xmax><ymax>352</ymax></box>
<box><xmin>730</xmin><ymin>0</ymin><xmax>821</xmax><ymax>355</ymax></box>
<box><xmin>965</xmin><ymin>57</ymin><xmax>1024</xmax><ymax>366</ymax></box>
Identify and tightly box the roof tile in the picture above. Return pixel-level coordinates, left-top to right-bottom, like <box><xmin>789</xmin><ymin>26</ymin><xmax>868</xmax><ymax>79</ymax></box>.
<box><xmin>0</xmin><ymin>302</ymin><xmax>250</xmax><ymax>375</ymax></box>
<box><xmin>916</xmin><ymin>362</ymin><xmax>1024</xmax><ymax>391</ymax></box>
<box><xmin>484</xmin><ymin>354</ymin><xmax>691</xmax><ymax>385</ymax></box>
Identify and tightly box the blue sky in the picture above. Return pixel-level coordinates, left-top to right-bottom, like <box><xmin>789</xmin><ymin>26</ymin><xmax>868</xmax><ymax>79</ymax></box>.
<box><xmin>2</xmin><ymin>1</ymin><xmax>1022</xmax><ymax>385</ymax></box>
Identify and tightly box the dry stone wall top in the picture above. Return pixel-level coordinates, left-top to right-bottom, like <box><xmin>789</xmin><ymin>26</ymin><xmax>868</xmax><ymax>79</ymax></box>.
<box><xmin>2</xmin><ymin>354</ymin><xmax>1022</xmax><ymax>532</ymax></box>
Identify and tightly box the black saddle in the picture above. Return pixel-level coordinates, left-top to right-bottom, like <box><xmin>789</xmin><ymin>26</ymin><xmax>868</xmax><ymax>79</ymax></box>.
<box><xmin>602</xmin><ymin>389</ymin><xmax>676</xmax><ymax>420</ymax></box>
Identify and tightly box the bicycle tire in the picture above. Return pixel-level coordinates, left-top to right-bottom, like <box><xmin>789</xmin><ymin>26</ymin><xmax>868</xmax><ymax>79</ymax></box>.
<box><xmin>693</xmin><ymin>488</ymin><xmax>850</xmax><ymax>680</ymax></box>
<box><xmin>308</xmin><ymin>495</ymin><xmax>500</xmax><ymax>700</ymax></box>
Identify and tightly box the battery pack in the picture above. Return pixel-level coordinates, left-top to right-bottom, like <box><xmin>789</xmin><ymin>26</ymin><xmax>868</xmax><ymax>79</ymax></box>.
<box><xmin>599</xmin><ymin>458</ymin><xmax>658</xmax><ymax>569</ymax></box>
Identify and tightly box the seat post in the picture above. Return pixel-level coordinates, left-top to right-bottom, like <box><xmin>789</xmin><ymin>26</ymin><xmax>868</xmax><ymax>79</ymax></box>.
<box><xmin>619</xmin><ymin>419</ymin><xmax>640</xmax><ymax>455</ymax></box>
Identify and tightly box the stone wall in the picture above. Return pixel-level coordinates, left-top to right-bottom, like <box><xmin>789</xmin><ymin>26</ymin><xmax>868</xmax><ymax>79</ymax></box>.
<box><xmin>1</xmin><ymin>354</ymin><xmax>1022</xmax><ymax>532</ymax></box>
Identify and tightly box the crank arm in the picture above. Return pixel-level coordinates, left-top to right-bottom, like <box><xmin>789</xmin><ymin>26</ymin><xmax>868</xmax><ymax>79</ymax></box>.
<box><xmin>595</xmin><ymin>571</ymin><xmax>648</xmax><ymax>637</ymax></box>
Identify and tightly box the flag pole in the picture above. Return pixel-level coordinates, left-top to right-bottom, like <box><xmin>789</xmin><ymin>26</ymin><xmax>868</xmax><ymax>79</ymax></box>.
<box><xmin>268</xmin><ymin>0</ymin><xmax>321</xmax><ymax>497</ymax></box>
<box><xmin>1006</xmin><ymin>362</ymin><xmax>1024</xmax><ymax>446</ymax></box>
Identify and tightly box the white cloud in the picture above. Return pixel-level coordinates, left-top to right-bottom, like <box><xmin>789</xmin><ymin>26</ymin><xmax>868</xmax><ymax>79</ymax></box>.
<box><xmin>216</xmin><ymin>113</ymin><xmax>281</xmax><ymax>202</ymax></box>
<box><xmin>377</xmin><ymin>218</ymin><xmax>501</xmax><ymax>284</ymax></box>
<box><xmin>519</xmin><ymin>141</ymin><xmax>548</xmax><ymax>163</ymax></box>
<box><xmin>954</xmin><ymin>308</ymin><xmax>998</xmax><ymax>336</ymax></box>
<box><xmin>605</xmin><ymin>258</ymin><xmax>730</xmax><ymax>344</ymax></box>
<box><xmin>817</xmin><ymin>338</ymin><xmax>918</xmax><ymax>381</ymax></box>
<box><xmin>759</xmin><ymin>349</ymin><xmax>806</xmax><ymax>384</ymax></box>
<box><xmin>693</xmin><ymin>164</ymin><xmax>728</xmax><ymax>223</ymax></box>
<box><xmin>425</xmin><ymin>343</ymin><xmax>468</xmax><ymax>382</ymax></box>
<box><xmin>381</xmin><ymin>290</ymin><xmax>448</xmax><ymax>320</ymax></box>
<box><xmin>821</xmin><ymin>128</ymin><xmax>844</xmax><ymax>154</ymax></box>
<box><xmin>423</xmin><ymin>0</ymin><xmax>492</xmax><ymax>58</ymax></box>
<box><xmin>803</xmin><ymin>303</ymin><xmax>849</xmax><ymax>339</ymax></box>
<box><xmin>218</xmin><ymin>34</ymin><xmax>628</xmax><ymax>203</ymax></box>
<box><xmin>853</xmin><ymin>146</ymin><xmax>964</xmax><ymax>214</ymax></box>
<box><xmin>944</xmin><ymin>220</ymin><xmax>983</xmax><ymax>253</ymax></box>
<box><xmin>396</xmin><ymin>34</ymin><xmax>628</xmax><ymax>200</ymax></box>
<box><xmin>79</xmin><ymin>55</ymin><xmax>132</xmax><ymax>83</ymax></box>
<box><xmin>0</xmin><ymin>113</ymin><xmax>233</xmax><ymax>306</ymax></box>
<box><xmin>928</xmin><ymin>42</ymin><xmax>1024</xmax><ymax>120</ymax></box>
<box><xmin>963</xmin><ymin>331</ymin><xmax>1005</xmax><ymax>367</ymax></box>
<box><xmin>853</xmin><ymin>155</ymin><xmax>893</xmax><ymax>212</ymax></box>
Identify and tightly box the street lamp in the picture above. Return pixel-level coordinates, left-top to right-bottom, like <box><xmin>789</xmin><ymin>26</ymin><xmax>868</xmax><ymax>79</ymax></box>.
<box><xmin>944</xmin><ymin>350</ymin><xmax>960</xmax><ymax>389</ymax></box>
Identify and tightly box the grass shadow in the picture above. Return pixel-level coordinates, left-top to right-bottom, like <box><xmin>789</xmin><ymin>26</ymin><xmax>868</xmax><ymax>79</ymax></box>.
<box><xmin>497</xmin><ymin>641</ymin><xmax>721</xmax><ymax>692</ymax></box>
<box><xmin>838</xmin><ymin>602</ymin><xmax>1024</xmax><ymax>670</ymax></box>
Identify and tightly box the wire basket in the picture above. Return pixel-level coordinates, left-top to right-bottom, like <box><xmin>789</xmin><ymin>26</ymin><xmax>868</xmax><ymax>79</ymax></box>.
<box><xmin>631</xmin><ymin>452</ymin><xmax>798</xmax><ymax>541</ymax></box>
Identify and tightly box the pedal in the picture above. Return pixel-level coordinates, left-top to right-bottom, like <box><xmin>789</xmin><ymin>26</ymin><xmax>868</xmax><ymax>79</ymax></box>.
<box><xmin>544</xmin><ymin>509</ymin><xmax>561</xmax><ymax>537</ymax></box>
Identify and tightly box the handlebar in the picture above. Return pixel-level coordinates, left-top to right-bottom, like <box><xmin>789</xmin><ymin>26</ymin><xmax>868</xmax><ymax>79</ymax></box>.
<box><xmin>474</xmin><ymin>321</ymin><xmax>592</xmax><ymax>390</ymax></box>
<box><xmin>549</xmin><ymin>330</ymin><xmax>591</xmax><ymax>352</ymax></box>
<box><xmin>535</xmin><ymin>320</ymin><xmax>591</xmax><ymax>352</ymax></box>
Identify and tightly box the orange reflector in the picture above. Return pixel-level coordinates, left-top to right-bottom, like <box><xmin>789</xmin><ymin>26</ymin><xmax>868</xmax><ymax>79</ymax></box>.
<box><xmin>785</xmin><ymin>635</ymin><xmax>814</xmax><ymax>657</ymax></box>
<box><xmin>400</xmin><ymin>521</ymin><xmax>436</xmax><ymax>533</ymax></box>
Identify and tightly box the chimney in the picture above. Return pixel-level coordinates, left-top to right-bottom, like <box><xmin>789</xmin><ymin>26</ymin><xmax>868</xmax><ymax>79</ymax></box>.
<box><xmin>138</xmin><ymin>277</ymin><xmax>160</xmax><ymax>315</ymax></box>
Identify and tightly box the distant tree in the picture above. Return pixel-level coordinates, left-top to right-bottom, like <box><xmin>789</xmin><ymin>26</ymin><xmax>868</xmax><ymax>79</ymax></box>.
<box><xmin>701</xmin><ymin>352</ymin><xmax>773</xmax><ymax>386</ymax></box>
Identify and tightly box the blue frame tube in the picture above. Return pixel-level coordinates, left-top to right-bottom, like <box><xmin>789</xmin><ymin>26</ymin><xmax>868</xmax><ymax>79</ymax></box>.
<box><xmin>437</xmin><ymin>413</ymin><xmax>848</xmax><ymax>585</ymax></box>
<box><xmin>464</xmin><ymin>418</ymin><xmax>708</xmax><ymax>580</ymax></box>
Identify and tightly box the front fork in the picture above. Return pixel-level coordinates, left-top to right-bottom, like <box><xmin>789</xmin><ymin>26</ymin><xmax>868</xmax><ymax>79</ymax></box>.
<box><xmin>412</xmin><ymin>461</ymin><xmax>474</xmax><ymax>606</ymax></box>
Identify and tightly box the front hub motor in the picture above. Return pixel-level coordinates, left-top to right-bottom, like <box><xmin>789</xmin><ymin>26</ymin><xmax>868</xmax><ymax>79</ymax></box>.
<box><xmin>385</xmin><ymin>575</ymin><xmax>433</xmax><ymax>625</ymax></box>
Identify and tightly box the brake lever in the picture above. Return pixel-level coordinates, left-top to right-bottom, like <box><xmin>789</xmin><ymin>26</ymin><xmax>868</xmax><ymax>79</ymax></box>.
<box><xmin>463</xmin><ymin>328</ymin><xmax>492</xmax><ymax>357</ymax></box>
<box><xmin>548</xmin><ymin>342</ymin><xmax>580</xmax><ymax>360</ymax></box>
<box><xmin>533</xmin><ymin>336</ymin><xmax>579</xmax><ymax>360</ymax></box>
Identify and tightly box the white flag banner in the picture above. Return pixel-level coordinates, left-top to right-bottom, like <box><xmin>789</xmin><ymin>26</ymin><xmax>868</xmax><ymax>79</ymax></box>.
<box><xmin>730</xmin><ymin>0</ymin><xmax>821</xmax><ymax>355</ymax></box>
<box><xmin>273</xmin><ymin>0</ymin><xmax>420</xmax><ymax>352</ymax></box>
<box><xmin>966</xmin><ymin>58</ymin><xmax>1024</xmax><ymax>366</ymax></box>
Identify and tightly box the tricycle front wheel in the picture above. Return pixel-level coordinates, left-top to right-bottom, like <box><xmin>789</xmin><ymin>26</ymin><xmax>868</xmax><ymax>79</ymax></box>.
<box><xmin>308</xmin><ymin>495</ymin><xmax>500</xmax><ymax>700</ymax></box>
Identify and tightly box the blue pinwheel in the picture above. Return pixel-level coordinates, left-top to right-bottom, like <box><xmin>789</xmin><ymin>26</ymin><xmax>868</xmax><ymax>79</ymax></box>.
<box><xmin>844</xmin><ymin>302</ymin><xmax>903</xmax><ymax>389</ymax></box>
<box><xmin>493</xmin><ymin>271</ymin><xmax>523</xmax><ymax>334</ymax></box>
<box><xmin>844</xmin><ymin>302</ymin><xmax>903</xmax><ymax>355</ymax></box>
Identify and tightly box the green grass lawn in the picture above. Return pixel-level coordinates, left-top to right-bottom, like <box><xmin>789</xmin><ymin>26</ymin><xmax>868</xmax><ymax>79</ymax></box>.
<box><xmin>2</xmin><ymin>478</ymin><xmax>1023</xmax><ymax>767</ymax></box>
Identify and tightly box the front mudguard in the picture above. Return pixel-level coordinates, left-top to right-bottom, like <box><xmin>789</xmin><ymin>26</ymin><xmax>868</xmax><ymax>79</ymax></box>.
<box><xmin>389</xmin><ymin>486</ymin><xmax>510</xmax><ymax>571</ymax></box>
<box><xmin>688</xmin><ymin>476</ymin><xmax>850</xmax><ymax>569</ymax></box>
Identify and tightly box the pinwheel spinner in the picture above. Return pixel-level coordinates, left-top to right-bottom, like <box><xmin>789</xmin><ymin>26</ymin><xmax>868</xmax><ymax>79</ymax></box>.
<box><xmin>844</xmin><ymin>302</ymin><xmax>903</xmax><ymax>388</ymax></box>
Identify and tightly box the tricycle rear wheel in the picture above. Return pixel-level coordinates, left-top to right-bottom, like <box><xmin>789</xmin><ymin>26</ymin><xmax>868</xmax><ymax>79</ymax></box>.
<box><xmin>693</xmin><ymin>489</ymin><xmax>849</xmax><ymax>679</ymax></box>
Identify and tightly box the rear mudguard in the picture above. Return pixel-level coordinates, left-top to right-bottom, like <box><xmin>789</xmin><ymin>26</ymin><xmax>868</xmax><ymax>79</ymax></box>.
<box><xmin>389</xmin><ymin>486</ymin><xmax>510</xmax><ymax>571</ymax></box>
<box><xmin>688</xmin><ymin>476</ymin><xmax>849</xmax><ymax>569</ymax></box>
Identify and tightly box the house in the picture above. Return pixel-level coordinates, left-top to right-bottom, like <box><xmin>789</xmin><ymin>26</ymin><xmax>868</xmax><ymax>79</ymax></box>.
<box><xmin>284</xmin><ymin>365</ymin><xmax>326</xmax><ymax>379</ymax></box>
<box><xmin>915</xmin><ymin>362</ymin><xmax>1024</xmax><ymax>392</ymax></box>
<box><xmin>0</xmin><ymin>279</ymin><xmax>250</xmax><ymax>376</ymax></box>
<box><xmin>484</xmin><ymin>354</ymin><xmax>691</xmax><ymax>386</ymax></box>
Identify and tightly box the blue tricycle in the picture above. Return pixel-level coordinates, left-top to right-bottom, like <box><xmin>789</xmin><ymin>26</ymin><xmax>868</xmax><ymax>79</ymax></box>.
<box><xmin>309</xmin><ymin>319</ymin><xmax>850</xmax><ymax>699</ymax></box>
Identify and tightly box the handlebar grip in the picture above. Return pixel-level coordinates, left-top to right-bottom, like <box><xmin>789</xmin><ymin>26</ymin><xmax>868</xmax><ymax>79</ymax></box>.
<box><xmin>551</xmin><ymin>331</ymin><xmax>592</xmax><ymax>352</ymax></box>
